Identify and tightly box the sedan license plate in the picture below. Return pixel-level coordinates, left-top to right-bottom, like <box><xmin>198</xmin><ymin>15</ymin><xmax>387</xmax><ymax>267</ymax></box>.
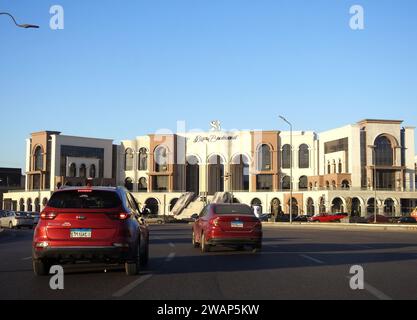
<box><xmin>70</xmin><ymin>229</ymin><xmax>92</xmax><ymax>238</ymax></box>
<box><xmin>231</xmin><ymin>221</ymin><xmax>244</xmax><ymax>228</ymax></box>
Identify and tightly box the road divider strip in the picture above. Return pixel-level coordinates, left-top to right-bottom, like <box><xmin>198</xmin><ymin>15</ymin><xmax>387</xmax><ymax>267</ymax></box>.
<box><xmin>263</xmin><ymin>222</ymin><xmax>417</xmax><ymax>232</ymax></box>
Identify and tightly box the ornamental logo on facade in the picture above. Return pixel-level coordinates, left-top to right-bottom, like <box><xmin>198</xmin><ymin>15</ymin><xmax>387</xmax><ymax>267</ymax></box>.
<box><xmin>193</xmin><ymin>135</ymin><xmax>238</xmax><ymax>143</ymax></box>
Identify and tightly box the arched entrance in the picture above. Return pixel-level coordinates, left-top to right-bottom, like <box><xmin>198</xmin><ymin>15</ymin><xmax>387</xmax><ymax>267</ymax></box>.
<box><xmin>319</xmin><ymin>197</ymin><xmax>326</xmax><ymax>214</ymax></box>
<box><xmin>231</xmin><ymin>154</ymin><xmax>250</xmax><ymax>191</ymax></box>
<box><xmin>384</xmin><ymin>198</ymin><xmax>395</xmax><ymax>216</ymax></box>
<box><xmin>331</xmin><ymin>197</ymin><xmax>344</xmax><ymax>213</ymax></box>
<box><xmin>19</xmin><ymin>198</ymin><xmax>25</xmax><ymax>211</ymax></box>
<box><xmin>208</xmin><ymin>155</ymin><xmax>224</xmax><ymax>195</ymax></box>
<box><xmin>186</xmin><ymin>156</ymin><xmax>200</xmax><ymax>196</ymax></box>
<box><xmin>144</xmin><ymin>198</ymin><xmax>159</xmax><ymax>216</ymax></box>
<box><xmin>125</xmin><ymin>177</ymin><xmax>133</xmax><ymax>191</ymax></box>
<box><xmin>287</xmin><ymin>198</ymin><xmax>299</xmax><ymax>215</ymax></box>
<box><xmin>306</xmin><ymin>198</ymin><xmax>315</xmax><ymax>215</ymax></box>
<box><xmin>169</xmin><ymin>198</ymin><xmax>179</xmax><ymax>212</ymax></box>
<box><xmin>34</xmin><ymin>198</ymin><xmax>40</xmax><ymax>212</ymax></box>
<box><xmin>251</xmin><ymin>198</ymin><xmax>262</xmax><ymax>215</ymax></box>
<box><xmin>270</xmin><ymin>198</ymin><xmax>282</xmax><ymax>216</ymax></box>
<box><xmin>351</xmin><ymin>197</ymin><xmax>361</xmax><ymax>217</ymax></box>
<box><xmin>367</xmin><ymin>198</ymin><xmax>378</xmax><ymax>215</ymax></box>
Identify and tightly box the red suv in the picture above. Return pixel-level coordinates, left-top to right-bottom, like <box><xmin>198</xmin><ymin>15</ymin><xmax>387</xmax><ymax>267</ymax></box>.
<box><xmin>192</xmin><ymin>204</ymin><xmax>262</xmax><ymax>253</ymax></box>
<box><xmin>32</xmin><ymin>187</ymin><xmax>149</xmax><ymax>276</ymax></box>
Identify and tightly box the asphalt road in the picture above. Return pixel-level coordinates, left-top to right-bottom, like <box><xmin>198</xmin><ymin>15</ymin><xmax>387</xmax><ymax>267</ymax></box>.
<box><xmin>1</xmin><ymin>224</ymin><xmax>417</xmax><ymax>300</ymax></box>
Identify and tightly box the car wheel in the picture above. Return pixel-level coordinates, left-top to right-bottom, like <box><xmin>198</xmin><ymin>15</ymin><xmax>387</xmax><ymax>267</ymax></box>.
<box><xmin>192</xmin><ymin>230</ymin><xmax>199</xmax><ymax>248</ymax></box>
<box><xmin>201</xmin><ymin>233</ymin><xmax>210</xmax><ymax>253</ymax></box>
<box><xmin>125</xmin><ymin>243</ymin><xmax>140</xmax><ymax>276</ymax></box>
<box><xmin>33</xmin><ymin>259</ymin><xmax>49</xmax><ymax>276</ymax></box>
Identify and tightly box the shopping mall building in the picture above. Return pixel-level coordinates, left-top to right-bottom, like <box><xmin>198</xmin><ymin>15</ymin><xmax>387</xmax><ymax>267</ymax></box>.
<box><xmin>3</xmin><ymin>119</ymin><xmax>417</xmax><ymax>219</ymax></box>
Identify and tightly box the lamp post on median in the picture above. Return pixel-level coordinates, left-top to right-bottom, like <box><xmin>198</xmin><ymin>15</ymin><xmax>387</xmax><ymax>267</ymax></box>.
<box><xmin>0</xmin><ymin>12</ymin><xmax>39</xmax><ymax>29</ymax></box>
<box><xmin>279</xmin><ymin>115</ymin><xmax>293</xmax><ymax>224</ymax></box>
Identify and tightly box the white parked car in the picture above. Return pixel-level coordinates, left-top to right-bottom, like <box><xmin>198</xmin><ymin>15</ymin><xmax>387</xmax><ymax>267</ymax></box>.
<box><xmin>0</xmin><ymin>211</ymin><xmax>34</xmax><ymax>229</ymax></box>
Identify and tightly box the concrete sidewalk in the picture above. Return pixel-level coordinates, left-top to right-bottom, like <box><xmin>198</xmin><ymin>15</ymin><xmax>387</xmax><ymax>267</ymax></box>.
<box><xmin>262</xmin><ymin>221</ymin><xmax>417</xmax><ymax>232</ymax></box>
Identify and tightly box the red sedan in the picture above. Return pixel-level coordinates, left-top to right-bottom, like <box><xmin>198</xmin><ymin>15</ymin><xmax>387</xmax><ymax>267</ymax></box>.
<box><xmin>192</xmin><ymin>204</ymin><xmax>263</xmax><ymax>253</ymax></box>
<box><xmin>308</xmin><ymin>213</ymin><xmax>348</xmax><ymax>223</ymax></box>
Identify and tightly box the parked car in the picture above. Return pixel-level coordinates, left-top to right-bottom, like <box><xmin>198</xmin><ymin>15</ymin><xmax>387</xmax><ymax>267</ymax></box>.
<box><xmin>366</xmin><ymin>214</ymin><xmax>391</xmax><ymax>224</ymax></box>
<box><xmin>308</xmin><ymin>213</ymin><xmax>348</xmax><ymax>223</ymax></box>
<box><xmin>32</xmin><ymin>186</ymin><xmax>149</xmax><ymax>276</ymax></box>
<box><xmin>397</xmin><ymin>217</ymin><xmax>417</xmax><ymax>224</ymax></box>
<box><xmin>0</xmin><ymin>211</ymin><xmax>34</xmax><ymax>229</ymax></box>
<box><xmin>192</xmin><ymin>203</ymin><xmax>262</xmax><ymax>253</ymax></box>
<box><xmin>31</xmin><ymin>212</ymin><xmax>40</xmax><ymax>225</ymax></box>
<box><xmin>145</xmin><ymin>214</ymin><xmax>176</xmax><ymax>224</ymax></box>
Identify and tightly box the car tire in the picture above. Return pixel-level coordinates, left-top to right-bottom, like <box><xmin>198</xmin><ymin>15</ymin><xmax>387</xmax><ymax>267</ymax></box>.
<box><xmin>201</xmin><ymin>233</ymin><xmax>210</xmax><ymax>253</ymax></box>
<box><xmin>33</xmin><ymin>259</ymin><xmax>49</xmax><ymax>276</ymax></box>
<box><xmin>125</xmin><ymin>244</ymin><xmax>140</xmax><ymax>276</ymax></box>
<box><xmin>192</xmin><ymin>230</ymin><xmax>199</xmax><ymax>248</ymax></box>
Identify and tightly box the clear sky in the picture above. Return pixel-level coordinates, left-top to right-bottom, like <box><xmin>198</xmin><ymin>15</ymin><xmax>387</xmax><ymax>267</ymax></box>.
<box><xmin>1</xmin><ymin>0</ymin><xmax>416</xmax><ymax>170</ymax></box>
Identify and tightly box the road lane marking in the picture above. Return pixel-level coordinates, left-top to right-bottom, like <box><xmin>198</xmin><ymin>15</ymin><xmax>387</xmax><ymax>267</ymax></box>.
<box><xmin>300</xmin><ymin>254</ymin><xmax>325</xmax><ymax>264</ymax></box>
<box><xmin>112</xmin><ymin>274</ymin><xmax>153</xmax><ymax>298</ymax></box>
<box><xmin>22</xmin><ymin>256</ymin><xmax>32</xmax><ymax>261</ymax></box>
<box><xmin>168</xmin><ymin>242</ymin><xmax>176</xmax><ymax>248</ymax></box>
<box><xmin>165</xmin><ymin>252</ymin><xmax>176</xmax><ymax>262</ymax></box>
<box><xmin>345</xmin><ymin>277</ymin><xmax>392</xmax><ymax>300</ymax></box>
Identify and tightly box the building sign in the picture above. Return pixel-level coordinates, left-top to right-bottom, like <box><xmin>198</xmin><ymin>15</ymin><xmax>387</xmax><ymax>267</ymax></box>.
<box><xmin>193</xmin><ymin>135</ymin><xmax>238</xmax><ymax>143</ymax></box>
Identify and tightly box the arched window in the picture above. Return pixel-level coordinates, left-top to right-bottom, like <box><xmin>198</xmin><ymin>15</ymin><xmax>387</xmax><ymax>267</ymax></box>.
<box><xmin>138</xmin><ymin>148</ymin><xmax>148</xmax><ymax>171</ymax></box>
<box><xmin>338</xmin><ymin>159</ymin><xmax>343</xmax><ymax>174</ymax></box>
<box><xmin>154</xmin><ymin>146</ymin><xmax>168</xmax><ymax>172</ymax></box>
<box><xmin>298</xmin><ymin>144</ymin><xmax>309</xmax><ymax>168</ymax></box>
<box><xmin>125</xmin><ymin>177</ymin><xmax>133</xmax><ymax>191</ymax></box>
<box><xmin>257</xmin><ymin>144</ymin><xmax>272</xmax><ymax>171</ymax></box>
<box><xmin>138</xmin><ymin>177</ymin><xmax>147</xmax><ymax>192</ymax></box>
<box><xmin>69</xmin><ymin>163</ymin><xmax>77</xmax><ymax>178</ymax></box>
<box><xmin>125</xmin><ymin>148</ymin><xmax>134</xmax><ymax>171</ymax></box>
<box><xmin>282</xmin><ymin>144</ymin><xmax>291</xmax><ymax>169</ymax></box>
<box><xmin>282</xmin><ymin>176</ymin><xmax>291</xmax><ymax>190</ymax></box>
<box><xmin>332</xmin><ymin>160</ymin><xmax>336</xmax><ymax>174</ymax></box>
<box><xmin>79</xmin><ymin>164</ymin><xmax>87</xmax><ymax>178</ymax></box>
<box><xmin>299</xmin><ymin>176</ymin><xmax>308</xmax><ymax>190</ymax></box>
<box><xmin>327</xmin><ymin>161</ymin><xmax>331</xmax><ymax>174</ymax></box>
<box><xmin>89</xmin><ymin>164</ymin><xmax>96</xmax><ymax>178</ymax></box>
<box><xmin>341</xmin><ymin>180</ymin><xmax>350</xmax><ymax>189</ymax></box>
<box><xmin>34</xmin><ymin>146</ymin><xmax>43</xmax><ymax>171</ymax></box>
<box><xmin>307</xmin><ymin>198</ymin><xmax>315</xmax><ymax>215</ymax></box>
<box><xmin>375</xmin><ymin>136</ymin><xmax>394</xmax><ymax>166</ymax></box>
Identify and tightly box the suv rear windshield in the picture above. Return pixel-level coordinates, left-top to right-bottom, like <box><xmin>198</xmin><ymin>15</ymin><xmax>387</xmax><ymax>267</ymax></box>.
<box><xmin>214</xmin><ymin>205</ymin><xmax>254</xmax><ymax>215</ymax></box>
<box><xmin>48</xmin><ymin>190</ymin><xmax>122</xmax><ymax>209</ymax></box>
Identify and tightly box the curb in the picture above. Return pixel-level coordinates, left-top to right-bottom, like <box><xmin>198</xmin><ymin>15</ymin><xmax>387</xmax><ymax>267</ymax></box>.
<box><xmin>261</xmin><ymin>222</ymin><xmax>417</xmax><ymax>232</ymax></box>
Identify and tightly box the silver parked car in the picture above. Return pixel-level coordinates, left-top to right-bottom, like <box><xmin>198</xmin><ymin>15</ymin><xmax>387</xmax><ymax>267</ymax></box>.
<box><xmin>0</xmin><ymin>211</ymin><xmax>34</xmax><ymax>229</ymax></box>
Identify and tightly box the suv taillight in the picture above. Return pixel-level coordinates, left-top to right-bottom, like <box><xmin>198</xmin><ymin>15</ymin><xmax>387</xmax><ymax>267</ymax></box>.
<box><xmin>209</xmin><ymin>217</ymin><xmax>220</xmax><ymax>227</ymax></box>
<box><xmin>109</xmin><ymin>212</ymin><xmax>131</xmax><ymax>220</ymax></box>
<box><xmin>40</xmin><ymin>212</ymin><xmax>57</xmax><ymax>220</ymax></box>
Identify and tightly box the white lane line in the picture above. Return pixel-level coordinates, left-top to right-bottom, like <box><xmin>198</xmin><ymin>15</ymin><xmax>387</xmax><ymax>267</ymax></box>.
<box><xmin>168</xmin><ymin>242</ymin><xmax>176</xmax><ymax>248</ymax></box>
<box><xmin>112</xmin><ymin>274</ymin><xmax>153</xmax><ymax>298</ymax></box>
<box><xmin>165</xmin><ymin>252</ymin><xmax>176</xmax><ymax>262</ymax></box>
<box><xmin>300</xmin><ymin>254</ymin><xmax>325</xmax><ymax>264</ymax></box>
<box><xmin>22</xmin><ymin>256</ymin><xmax>32</xmax><ymax>261</ymax></box>
<box><xmin>345</xmin><ymin>277</ymin><xmax>392</xmax><ymax>300</ymax></box>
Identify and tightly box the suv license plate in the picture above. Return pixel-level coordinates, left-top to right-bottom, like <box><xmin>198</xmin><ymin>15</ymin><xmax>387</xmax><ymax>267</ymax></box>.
<box><xmin>70</xmin><ymin>229</ymin><xmax>92</xmax><ymax>238</ymax></box>
<box><xmin>231</xmin><ymin>221</ymin><xmax>244</xmax><ymax>228</ymax></box>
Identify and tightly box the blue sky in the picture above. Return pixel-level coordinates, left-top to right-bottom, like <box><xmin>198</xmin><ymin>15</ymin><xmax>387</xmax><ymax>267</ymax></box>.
<box><xmin>1</xmin><ymin>0</ymin><xmax>416</xmax><ymax>169</ymax></box>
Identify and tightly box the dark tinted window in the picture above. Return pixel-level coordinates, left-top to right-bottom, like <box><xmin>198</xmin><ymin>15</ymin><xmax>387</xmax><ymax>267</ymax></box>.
<box><xmin>48</xmin><ymin>190</ymin><xmax>122</xmax><ymax>209</ymax></box>
<box><xmin>214</xmin><ymin>205</ymin><xmax>254</xmax><ymax>215</ymax></box>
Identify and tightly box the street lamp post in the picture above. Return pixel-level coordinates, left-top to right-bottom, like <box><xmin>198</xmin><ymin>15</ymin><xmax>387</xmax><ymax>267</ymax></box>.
<box><xmin>279</xmin><ymin>115</ymin><xmax>293</xmax><ymax>224</ymax></box>
<box><xmin>0</xmin><ymin>12</ymin><xmax>39</xmax><ymax>29</ymax></box>
<box><xmin>369</xmin><ymin>145</ymin><xmax>377</xmax><ymax>224</ymax></box>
